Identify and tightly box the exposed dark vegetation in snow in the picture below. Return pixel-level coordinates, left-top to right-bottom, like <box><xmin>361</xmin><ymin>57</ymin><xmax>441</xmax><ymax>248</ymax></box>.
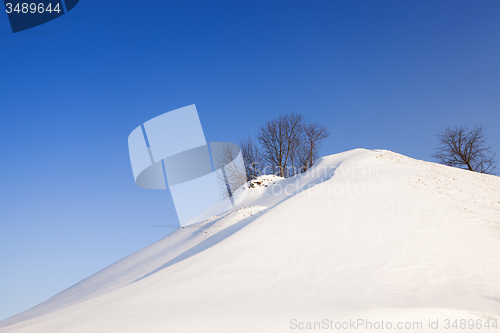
<box><xmin>244</xmin><ymin>175</ymin><xmax>282</xmax><ymax>189</ymax></box>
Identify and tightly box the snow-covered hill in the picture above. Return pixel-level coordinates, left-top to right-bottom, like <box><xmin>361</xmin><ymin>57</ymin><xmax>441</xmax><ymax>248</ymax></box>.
<box><xmin>2</xmin><ymin>149</ymin><xmax>500</xmax><ymax>333</ymax></box>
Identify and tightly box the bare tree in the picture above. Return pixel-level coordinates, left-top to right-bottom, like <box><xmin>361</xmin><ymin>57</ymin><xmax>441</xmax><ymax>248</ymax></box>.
<box><xmin>433</xmin><ymin>124</ymin><xmax>497</xmax><ymax>174</ymax></box>
<box><xmin>240</xmin><ymin>136</ymin><xmax>262</xmax><ymax>181</ymax></box>
<box><xmin>284</xmin><ymin>114</ymin><xmax>306</xmax><ymax>177</ymax></box>
<box><xmin>257</xmin><ymin>113</ymin><xmax>305</xmax><ymax>177</ymax></box>
<box><xmin>214</xmin><ymin>143</ymin><xmax>248</xmax><ymax>200</ymax></box>
<box><xmin>302</xmin><ymin>123</ymin><xmax>330</xmax><ymax>171</ymax></box>
<box><xmin>294</xmin><ymin>143</ymin><xmax>312</xmax><ymax>174</ymax></box>
<box><xmin>254</xmin><ymin>113</ymin><xmax>331</xmax><ymax>178</ymax></box>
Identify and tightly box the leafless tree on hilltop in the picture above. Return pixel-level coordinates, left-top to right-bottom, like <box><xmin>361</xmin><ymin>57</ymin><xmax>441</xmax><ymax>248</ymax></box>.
<box><xmin>433</xmin><ymin>124</ymin><xmax>497</xmax><ymax>174</ymax></box>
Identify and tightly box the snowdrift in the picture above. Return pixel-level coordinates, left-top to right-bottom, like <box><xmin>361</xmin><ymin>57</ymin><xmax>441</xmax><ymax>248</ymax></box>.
<box><xmin>1</xmin><ymin>149</ymin><xmax>500</xmax><ymax>333</ymax></box>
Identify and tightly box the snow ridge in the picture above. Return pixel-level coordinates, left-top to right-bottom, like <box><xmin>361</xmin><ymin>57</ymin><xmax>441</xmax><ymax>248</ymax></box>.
<box><xmin>2</xmin><ymin>148</ymin><xmax>500</xmax><ymax>333</ymax></box>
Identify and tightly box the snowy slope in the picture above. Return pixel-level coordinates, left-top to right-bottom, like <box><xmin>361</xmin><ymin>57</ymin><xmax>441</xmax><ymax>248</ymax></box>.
<box><xmin>1</xmin><ymin>148</ymin><xmax>500</xmax><ymax>333</ymax></box>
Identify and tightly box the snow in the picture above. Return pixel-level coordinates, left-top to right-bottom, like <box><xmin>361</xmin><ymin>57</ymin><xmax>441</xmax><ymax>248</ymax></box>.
<box><xmin>1</xmin><ymin>148</ymin><xmax>500</xmax><ymax>332</ymax></box>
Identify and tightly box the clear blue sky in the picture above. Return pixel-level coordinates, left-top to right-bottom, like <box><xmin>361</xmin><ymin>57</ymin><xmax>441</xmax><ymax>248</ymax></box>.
<box><xmin>1</xmin><ymin>0</ymin><xmax>499</xmax><ymax>321</ymax></box>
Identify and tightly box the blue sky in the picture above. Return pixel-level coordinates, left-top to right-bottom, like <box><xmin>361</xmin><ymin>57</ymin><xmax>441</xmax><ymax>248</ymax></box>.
<box><xmin>1</xmin><ymin>0</ymin><xmax>499</xmax><ymax>321</ymax></box>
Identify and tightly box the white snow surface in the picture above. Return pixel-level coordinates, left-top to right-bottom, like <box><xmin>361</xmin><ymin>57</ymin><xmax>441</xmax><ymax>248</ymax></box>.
<box><xmin>1</xmin><ymin>148</ymin><xmax>500</xmax><ymax>332</ymax></box>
